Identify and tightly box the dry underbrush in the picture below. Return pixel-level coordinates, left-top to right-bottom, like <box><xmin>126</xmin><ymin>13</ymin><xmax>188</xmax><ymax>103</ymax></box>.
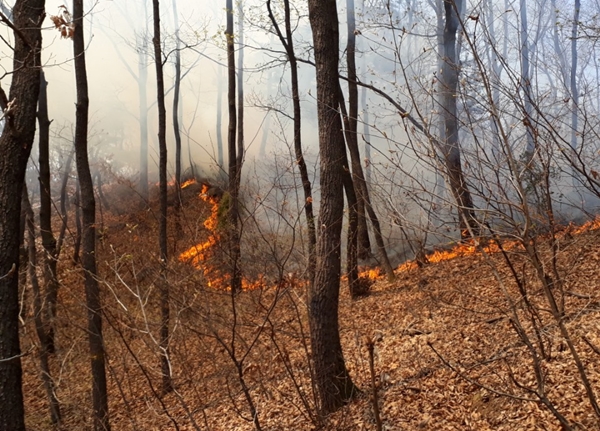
<box><xmin>19</xmin><ymin>190</ymin><xmax>600</xmax><ymax>430</ymax></box>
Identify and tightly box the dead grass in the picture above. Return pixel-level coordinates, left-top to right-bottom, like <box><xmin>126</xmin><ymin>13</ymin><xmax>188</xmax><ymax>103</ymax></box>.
<box><xmin>20</xmin><ymin>188</ymin><xmax>600</xmax><ymax>430</ymax></box>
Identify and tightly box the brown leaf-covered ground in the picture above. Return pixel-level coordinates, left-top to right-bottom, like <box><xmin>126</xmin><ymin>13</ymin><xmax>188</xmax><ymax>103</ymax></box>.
<box><xmin>20</xmin><ymin>185</ymin><xmax>600</xmax><ymax>430</ymax></box>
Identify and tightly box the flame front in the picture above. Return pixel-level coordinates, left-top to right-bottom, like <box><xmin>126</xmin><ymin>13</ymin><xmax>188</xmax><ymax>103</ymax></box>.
<box><xmin>180</xmin><ymin>178</ymin><xmax>197</xmax><ymax>189</ymax></box>
<box><xmin>179</xmin><ymin>185</ymin><xmax>264</xmax><ymax>291</ymax></box>
<box><xmin>181</xmin><ymin>194</ymin><xmax>600</xmax><ymax>288</ymax></box>
<box><xmin>396</xmin><ymin>216</ymin><xmax>600</xmax><ymax>274</ymax></box>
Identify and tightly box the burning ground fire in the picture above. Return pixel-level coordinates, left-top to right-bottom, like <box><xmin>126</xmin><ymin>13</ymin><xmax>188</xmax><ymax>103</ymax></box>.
<box><xmin>178</xmin><ymin>181</ymin><xmax>266</xmax><ymax>291</ymax></box>
<box><xmin>394</xmin><ymin>216</ymin><xmax>600</xmax><ymax>274</ymax></box>
<box><xmin>179</xmin><ymin>180</ymin><xmax>600</xmax><ymax>289</ymax></box>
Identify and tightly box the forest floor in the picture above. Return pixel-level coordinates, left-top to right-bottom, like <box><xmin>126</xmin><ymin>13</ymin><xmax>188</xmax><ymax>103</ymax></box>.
<box><xmin>19</xmin><ymin>182</ymin><xmax>600</xmax><ymax>430</ymax></box>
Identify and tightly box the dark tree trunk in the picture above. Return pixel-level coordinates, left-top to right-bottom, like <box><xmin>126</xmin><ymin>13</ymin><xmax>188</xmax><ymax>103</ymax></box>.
<box><xmin>307</xmin><ymin>0</ymin><xmax>357</xmax><ymax>415</ymax></box>
<box><xmin>237</xmin><ymin>0</ymin><xmax>244</xmax><ymax>182</ymax></box>
<box><xmin>267</xmin><ymin>0</ymin><xmax>317</xmax><ymax>284</ymax></box>
<box><xmin>338</xmin><ymin>90</ymin><xmax>395</xmax><ymax>282</ymax></box>
<box><xmin>226</xmin><ymin>0</ymin><xmax>242</xmax><ymax>293</ymax></box>
<box><xmin>151</xmin><ymin>0</ymin><xmax>173</xmax><ymax>395</ymax></box>
<box><xmin>37</xmin><ymin>71</ymin><xmax>60</xmax><ymax>353</ymax></box>
<box><xmin>139</xmin><ymin>2</ymin><xmax>149</xmax><ymax>202</ymax></box>
<box><xmin>57</xmin><ymin>148</ymin><xmax>74</xmax><ymax>257</ymax></box>
<box><xmin>0</xmin><ymin>2</ymin><xmax>45</xmax><ymax>428</ymax></box>
<box><xmin>343</xmin><ymin>0</ymin><xmax>395</xmax><ymax>280</ymax></box>
<box><xmin>173</xmin><ymin>3</ymin><xmax>181</xmax><ymax>193</ymax></box>
<box><xmin>441</xmin><ymin>0</ymin><xmax>478</xmax><ymax>238</ymax></box>
<box><xmin>345</xmin><ymin>0</ymin><xmax>371</xmax><ymax>259</ymax></box>
<box><xmin>23</xmin><ymin>186</ymin><xmax>61</xmax><ymax>425</ymax></box>
<box><xmin>172</xmin><ymin>0</ymin><xmax>182</xmax><ymax>240</ymax></box>
<box><xmin>94</xmin><ymin>171</ymin><xmax>110</xmax><ymax>211</ymax></box>
<box><xmin>519</xmin><ymin>0</ymin><xmax>535</xmax><ymax>157</ymax></box>
<box><xmin>73</xmin><ymin>182</ymin><xmax>82</xmax><ymax>264</ymax></box>
<box><xmin>73</xmin><ymin>1</ymin><xmax>111</xmax><ymax>429</ymax></box>
<box><xmin>216</xmin><ymin>67</ymin><xmax>225</xmax><ymax>171</ymax></box>
<box><xmin>342</xmin><ymin>168</ymin><xmax>361</xmax><ymax>297</ymax></box>
<box><xmin>570</xmin><ymin>0</ymin><xmax>580</xmax><ymax>152</ymax></box>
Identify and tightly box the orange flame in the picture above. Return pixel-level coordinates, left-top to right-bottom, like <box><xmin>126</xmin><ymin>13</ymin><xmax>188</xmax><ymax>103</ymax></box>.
<box><xmin>179</xmin><ymin>185</ymin><xmax>265</xmax><ymax>291</ymax></box>
<box><xmin>181</xmin><ymin>178</ymin><xmax>197</xmax><ymax>189</ymax></box>
<box><xmin>569</xmin><ymin>216</ymin><xmax>600</xmax><ymax>235</ymax></box>
<box><xmin>396</xmin><ymin>216</ymin><xmax>600</xmax><ymax>274</ymax></box>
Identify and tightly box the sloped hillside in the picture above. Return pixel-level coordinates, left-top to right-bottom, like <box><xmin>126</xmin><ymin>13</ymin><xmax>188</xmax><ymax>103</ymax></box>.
<box><xmin>20</xmin><ymin>184</ymin><xmax>600</xmax><ymax>430</ymax></box>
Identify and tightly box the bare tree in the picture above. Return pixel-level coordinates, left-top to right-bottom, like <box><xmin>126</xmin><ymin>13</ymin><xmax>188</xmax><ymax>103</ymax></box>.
<box><xmin>226</xmin><ymin>0</ymin><xmax>242</xmax><ymax>293</ymax></box>
<box><xmin>266</xmin><ymin>0</ymin><xmax>317</xmax><ymax>283</ymax></box>
<box><xmin>173</xmin><ymin>0</ymin><xmax>182</xmax><ymax>194</ymax></box>
<box><xmin>0</xmin><ymin>1</ymin><xmax>45</xmax><ymax>429</ymax></box>
<box><xmin>37</xmin><ymin>70</ymin><xmax>60</xmax><ymax>354</ymax></box>
<box><xmin>151</xmin><ymin>0</ymin><xmax>173</xmax><ymax>395</ymax></box>
<box><xmin>22</xmin><ymin>185</ymin><xmax>61</xmax><ymax>425</ymax></box>
<box><xmin>307</xmin><ymin>0</ymin><xmax>357</xmax><ymax>414</ymax></box>
<box><xmin>440</xmin><ymin>0</ymin><xmax>478</xmax><ymax>237</ymax></box>
<box><xmin>345</xmin><ymin>0</ymin><xmax>371</xmax><ymax>260</ymax></box>
<box><xmin>71</xmin><ymin>0</ymin><xmax>112</xmax><ymax>428</ymax></box>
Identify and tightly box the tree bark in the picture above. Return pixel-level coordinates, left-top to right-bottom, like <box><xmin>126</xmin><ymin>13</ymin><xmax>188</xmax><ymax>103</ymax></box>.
<box><xmin>345</xmin><ymin>0</ymin><xmax>371</xmax><ymax>259</ymax></box>
<box><xmin>570</xmin><ymin>0</ymin><xmax>580</xmax><ymax>153</ymax></box>
<box><xmin>307</xmin><ymin>0</ymin><xmax>357</xmax><ymax>415</ymax></box>
<box><xmin>23</xmin><ymin>186</ymin><xmax>61</xmax><ymax>425</ymax></box>
<box><xmin>56</xmin><ymin>148</ymin><xmax>74</xmax><ymax>257</ymax></box>
<box><xmin>151</xmin><ymin>0</ymin><xmax>173</xmax><ymax>395</ymax></box>
<box><xmin>216</xmin><ymin>66</ymin><xmax>225</xmax><ymax>171</ymax></box>
<box><xmin>266</xmin><ymin>0</ymin><xmax>317</xmax><ymax>284</ymax></box>
<box><xmin>237</xmin><ymin>0</ymin><xmax>244</xmax><ymax>182</ymax></box>
<box><xmin>172</xmin><ymin>0</ymin><xmax>183</xmax><ymax>240</ymax></box>
<box><xmin>139</xmin><ymin>1</ymin><xmax>149</xmax><ymax>201</ymax></box>
<box><xmin>173</xmin><ymin>0</ymin><xmax>181</xmax><ymax>192</ymax></box>
<box><xmin>226</xmin><ymin>0</ymin><xmax>242</xmax><ymax>293</ymax></box>
<box><xmin>441</xmin><ymin>0</ymin><xmax>478</xmax><ymax>238</ymax></box>
<box><xmin>73</xmin><ymin>1</ymin><xmax>111</xmax><ymax>429</ymax></box>
<box><xmin>339</xmin><ymin>90</ymin><xmax>395</xmax><ymax>282</ymax></box>
<box><xmin>519</xmin><ymin>0</ymin><xmax>535</xmax><ymax>156</ymax></box>
<box><xmin>37</xmin><ymin>70</ymin><xmax>60</xmax><ymax>354</ymax></box>
<box><xmin>0</xmin><ymin>1</ymin><xmax>45</xmax><ymax>429</ymax></box>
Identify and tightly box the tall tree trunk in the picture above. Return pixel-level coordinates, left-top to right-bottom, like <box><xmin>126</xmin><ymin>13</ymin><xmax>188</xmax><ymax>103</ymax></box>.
<box><xmin>37</xmin><ymin>70</ymin><xmax>60</xmax><ymax>354</ymax></box>
<box><xmin>441</xmin><ymin>0</ymin><xmax>478</xmax><ymax>238</ymax></box>
<box><xmin>360</xmin><ymin>0</ymin><xmax>371</xmax><ymax>185</ymax></box>
<box><xmin>173</xmin><ymin>0</ymin><xmax>181</xmax><ymax>192</ymax></box>
<box><xmin>216</xmin><ymin>66</ymin><xmax>225</xmax><ymax>172</ymax></box>
<box><xmin>172</xmin><ymin>0</ymin><xmax>183</xmax><ymax>240</ymax></box>
<box><xmin>570</xmin><ymin>0</ymin><xmax>580</xmax><ymax>154</ymax></box>
<box><xmin>267</xmin><ymin>0</ymin><xmax>317</xmax><ymax>284</ymax></box>
<box><xmin>343</xmin><ymin>167</ymin><xmax>361</xmax><ymax>296</ymax></box>
<box><xmin>73</xmin><ymin>1</ymin><xmax>111</xmax><ymax>429</ymax></box>
<box><xmin>73</xmin><ymin>182</ymin><xmax>82</xmax><ymax>264</ymax></box>
<box><xmin>360</xmin><ymin>86</ymin><xmax>371</xmax><ymax>183</ymax></box>
<box><xmin>0</xmin><ymin>1</ymin><xmax>45</xmax><ymax>429</ymax></box>
<box><xmin>434</xmin><ymin>0</ymin><xmax>447</xmax><ymax>202</ymax></box>
<box><xmin>56</xmin><ymin>148</ymin><xmax>74</xmax><ymax>256</ymax></box>
<box><xmin>339</xmin><ymin>90</ymin><xmax>395</xmax><ymax>281</ymax></box>
<box><xmin>226</xmin><ymin>0</ymin><xmax>242</xmax><ymax>293</ymax></box>
<box><xmin>139</xmin><ymin>1</ymin><xmax>149</xmax><ymax>202</ymax></box>
<box><xmin>151</xmin><ymin>0</ymin><xmax>173</xmax><ymax>395</ymax></box>
<box><xmin>307</xmin><ymin>0</ymin><xmax>357</xmax><ymax>415</ymax></box>
<box><xmin>23</xmin><ymin>186</ymin><xmax>61</xmax><ymax>425</ymax></box>
<box><xmin>237</xmin><ymin>0</ymin><xmax>244</xmax><ymax>183</ymax></box>
<box><xmin>345</xmin><ymin>0</ymin><xmax>371</xmax><ymax>260</ymax></box>
<box><xmin>519</xmin><ymin>0</ymin><xmax>535</xmax><ymax>156</ymax></box>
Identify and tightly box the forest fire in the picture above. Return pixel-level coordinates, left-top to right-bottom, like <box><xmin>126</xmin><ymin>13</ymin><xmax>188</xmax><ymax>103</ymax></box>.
<box><xmin>394</xmin><ymin>240</ymin><xmax>508</xmax><ymax>273</ymax></box>
<box><xmin>359</xmin><ymin>267</ymin><xmax>382</xmax><ymax>280</ymax></box>
<box><xmin>179</xmin><ymin>181</ymin><xmax>600</xmax><ymax>290</ymax></box>
<box><xmin>396</xmin><ymin>216</ymin><xmax>600</xmax><ymax>274</ymax></box>
<box><xmin>180</xmin><ymin>178</ymin><xmax>197</xmax><ymax>189</ymax></box>
<box><xmin>178</xmin><ymin>184</ymin><xmax>265</xmax><ymax>291</ymax></box>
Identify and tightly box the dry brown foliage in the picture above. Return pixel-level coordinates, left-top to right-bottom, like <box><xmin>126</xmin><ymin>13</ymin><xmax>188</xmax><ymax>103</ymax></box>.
<box><xmin>19</xmin><ymin>183</ymin><xmax>600</xmax><ymax>430</ymax></box>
